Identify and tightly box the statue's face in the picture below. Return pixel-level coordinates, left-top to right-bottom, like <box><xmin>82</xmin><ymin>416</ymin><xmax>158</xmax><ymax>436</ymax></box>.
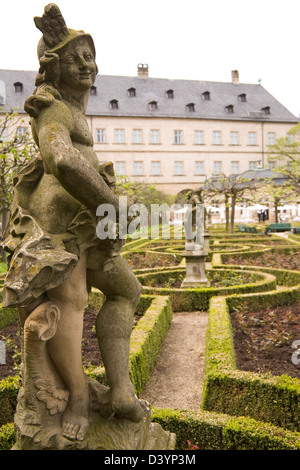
<box><xmin>59</xmin><ymin>38</ymin><xmax>97</xmax><ymax>92</ymax></box>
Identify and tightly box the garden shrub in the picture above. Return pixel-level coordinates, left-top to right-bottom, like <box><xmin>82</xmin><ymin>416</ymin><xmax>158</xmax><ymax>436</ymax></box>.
<box><xmin>0</xmin><ymin>306</ymin><xmax>18</xmax><ymax>330</ymax></box>
<box><xmin>0</xmin><ymin>423</ymin><xmax>15</xmax><ymax>450</ymax></box>
<box><xmin>151</xmin><ymin>407</ymin><xmax>300</xmax><ymax>450</ymax></box>
<box><xmin>137</xmin><ymin>268</ymin><xmax>277</xmax><ymax>312</ymax></box>
<box><xmin>203</xmin><ymin>290</ymin><xmax>300</xmax><ymax>432</ymax></box>
<box><xmin>2</xmin><ymin>406</ymin><xmax>300</xmax><ymax>450</ymax></box>
<box><xmin>1</xmin><ymin>231</ymin><xmax>300</xmax><ymax>449</ymax></box>
<box><xmin>0</xmin><ymin>376</ymin><xmax>19</xmax><ymax>427</ymax></box>
<box><xmin>129</xmin><ymin>295</ymin><xmax>173</xmax><ymax>395</ymax></box>
<box><xmin>221</xmin><ymin>245</ymin><xmax>300</xmax><ymax>265</ymax></box>
<box><xmin>76</xmin><ymin>293</ymin><xmax>173</xmax><ymax>396</ymax></box>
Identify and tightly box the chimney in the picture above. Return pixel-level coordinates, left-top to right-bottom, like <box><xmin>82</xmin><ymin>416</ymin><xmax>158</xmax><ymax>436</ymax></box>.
<box><xmin>137</xmin><ymin>63</ymin><xmax>149</xmax><ymax>79</ymax></box>
<box><xmin>231</xmin><ymin>70</ymin><xmax>239</xmax><ymax>84</ymax></box>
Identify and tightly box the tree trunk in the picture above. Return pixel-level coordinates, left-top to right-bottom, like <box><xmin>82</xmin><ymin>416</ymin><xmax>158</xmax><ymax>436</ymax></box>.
<box><xmin>274</xmin><ymin>200</ymin><xmax>279</xmax><ymax>223</ymax></box>
<box><xmin>0</xmin><ymin>209</ymin><xmax>8</xmax><ymax>262</ymax></box>
<box><xmin>230</xmin><ymin>194</ymin><xmax>237</xmax><ymax>234</ymax></box>
<box><xmin>225</xmin><ymin>195</ymin><xmax>230</xmax><ymax>232</ymax></box>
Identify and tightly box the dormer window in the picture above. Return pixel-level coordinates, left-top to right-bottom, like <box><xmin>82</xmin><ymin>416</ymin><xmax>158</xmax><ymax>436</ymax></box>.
<box><xmin>128</xmin><ymin>87</ymin><xmax>136</xmax><ymax>97</ymax></box>
<box><xmin>110</xmin><ymin>99</ymin><xmax>119</xmax><ymax>110</ymax></box>
<box><xmin>262</xmin><ymin>106</ymin><xmax>271</xmax><ymax>115</ymax></box>
<box><xmin>90</xmin><ymin>86</ymin><xmax>97</xmax><ymax>95</ymax></box>
<box><xmin>149</xmin><ymin>101</ymin><xmax>158</xmax><ymax>111</ymax></box>
<box><xmin>202</xmin><ymin>91</ymin><xmax>210</xmax><ymax>101</ymax></box>
<box><xmin>225</xmin><ymin>105</ymin><xmax>234</xmax><ymax>113</ymax></box>
<box><xmin>186</xmin><ymin>103</ymin><xmax>195</xmax><ymax>112</ymax></box>
<box><xmin>166</xmin><ymin>89</ymin><xmax>174</xmax><ymax>99</ymax></box>
<box><xmin>238</xmin><ymin>93</ymin><xmax>246</xmax><ymax>102</ymax></box>
<box><xmin>14</xmin><ymin>82</ymin><xmax>23</xmax><ymax>92</ymax></box>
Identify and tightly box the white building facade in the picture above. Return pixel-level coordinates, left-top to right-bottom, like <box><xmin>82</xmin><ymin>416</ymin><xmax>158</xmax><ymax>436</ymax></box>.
<box><xmin>0</xmin><ymin>67</ymin><xmax>298</xmax><ymax>196</ymax></box>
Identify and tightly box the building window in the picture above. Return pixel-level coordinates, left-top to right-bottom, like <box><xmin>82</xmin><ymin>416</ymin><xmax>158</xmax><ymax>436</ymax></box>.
<box><xmin>262</xmin><ymin>106</ymin><xmax>271</xmax><ymax>115</ymax></box>
<box><xmin>149</xmin><ymin>101</ymin><xmax>158</xmax><ymax>111</ymax></box>
<box><xmin>133</xmin><ymin>161</ymin><xmax>143</xmax><ymax>176</ymax></box>
<box><xmin>90</xmin><ymin>86</ymin><xmax>97</xmax><ymax>95</ymax></box>
<box><xmin>213</xmin><ymin>161</ymin><xmax>222</xmax><ymax>174</ymax></box>
<box><xmin>186</xmin><ymin>103</ymin><xmax>195</xmax><ymax>112</ymax></box>
<box><xmin>231</xmin><ymin>161</ymin><xmax>239</xmax><ymax>174</ymax></box>
<box><xmin>150</xmin><ymin>129</ymin><xmax>160</xmax><ymax>144</ymax></box>
<box><xmin>194</xmin><ymin>130</ymin><xmax>204</xmax><ymax>145</ymax></box>
<box><xmin>202</xmin><ymin>91</ymin><xmax>210</xmax><ymax>101</ymax></box>
<box><xmin>132</xmin><ymin>129</ymin><xmax>142</xmax><ymax>144</ymax></box>
<box><xmin>238</xmin><ymin>93</ymin><xmax>247</xmax><ymax>102</ymax></box>
<box><xmin>114</xmin><ymin>129</ymin><xmax>124</xmax><ymax>143</ymax></box>
<box><xmin>128</xmin><ymin>87</ymin><xmax>136</xmax><ymax>97</ymax></box>
<box><xmin>249</xmin><ymin>161</ymin><xmax>258</xmax><ymax>170</ymax></box>
<box><xmin>268</xmin><ymin>132</ymin><xmax>276</xmax><ymax>145</ymax></box>
<box><xmin>166</xmin><ymin>89</ymin><xmax>174</xmax><ymax>99</ymax></box>
<box><xmin>96</xmin><ymin>129</ymin><xmax>106</xmax><ymax>143</ymax></box>
<box><xmin>110</xmin><ymin>99</ymin><xmax>119</xmax><ymax>109</ymax></box>
<box><xmin>17</xmin><ymin>127</ymin><xmax>28</xmax><ymax>137</ymax></box>
<box><xmin>174</xmin><ymin>130</ymin><xmax>183</xmax><ymax>144</ymax></box>
<box><xmin>14</xmin><ymin>82</ymin><xmax>23</xmax><ymax>92</ymax></box>
<box><xmin>115</xmin><ymin>161</ymin><xmax>126</xmax><ymax>175</ymax></box>
<box><xmin>287</xmin><ymin>133</ymin><xmax>295</xmax><ymax>144</ymax></box>
<box><xmin>268</xmin><ymin>161</ymin><xmax>276</xmax><ymax>170</ymax></box>
<box><xmin>248</xmin><ymin>132</ymin><xmax>256</xmax><ymax>145</ymax></box>
<box><xmin>225</xmin><ymin>104</ymin><xmax>234</xmax><ymax>113</ymax></box>
<box><xmin>213</xmin><ymin>131</ymin><xmax>221</xmax><ymax>145</ymax></box>
<box><xmin>174</xmin><ymin>161</ymin><xmax>184</xmax><ymax>175</ymax></box>
<box><xmin>151</xmin><ymin>161</ymin><xmax>161</xmax><ymax>175</ymax></box>
<box><xmin>195</xmin><ymin>161</ymin><xmax>204</xmax><ymax>175</ymax></box>
<box><xmin>230</xmin><ymin>131</ymin><xmax>239</xmax><ymax>145</ymax></box>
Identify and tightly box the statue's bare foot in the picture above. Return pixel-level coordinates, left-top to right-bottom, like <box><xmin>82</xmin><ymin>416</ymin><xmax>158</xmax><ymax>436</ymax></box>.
<box><xmin>88</xmin><ymin>380</ymin><xmax>114</xmax><ymax>418</ymax></box>
<box><xmin>110</xmin><ymin>384</ymin><xmax>147</xmax><ymax>422</ymax></box>
<box><xmin>92</xmin><ymin>382</ymin><xmax>147</xmax><ymax>422</ymax></box>
<box><xmin>62</xmin><ymin>398</ymin><xmax>89</xmax><ymax>441</ymax></box>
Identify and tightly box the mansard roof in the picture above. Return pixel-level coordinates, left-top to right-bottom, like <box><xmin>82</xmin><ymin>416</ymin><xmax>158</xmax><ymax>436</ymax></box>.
<box><xmin>0</xmin><ymin>69</ymin><xmax>298</xmax><ymax>123</ymax></box>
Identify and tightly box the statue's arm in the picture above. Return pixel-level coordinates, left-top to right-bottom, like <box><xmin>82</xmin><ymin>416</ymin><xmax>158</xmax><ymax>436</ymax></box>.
<box><xmin>34</xmin><ymin>103</ymin><xmax>119</xmax><ymax>213</ymax></box>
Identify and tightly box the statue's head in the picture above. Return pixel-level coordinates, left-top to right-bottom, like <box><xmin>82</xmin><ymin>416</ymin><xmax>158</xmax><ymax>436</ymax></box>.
<box><xmin>35</xmin><ymin>4</ymin><xmax>95</xmax><ymax>59</ymax></box>
<box><xmin>34</xmin><ymin>4</ymin><xmax>97</xmax><ymax>91</ymax></box>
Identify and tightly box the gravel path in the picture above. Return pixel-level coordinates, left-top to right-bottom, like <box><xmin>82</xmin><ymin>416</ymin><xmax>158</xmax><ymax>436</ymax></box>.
<box><xmin>140</xmin><ymin>311</ymin><xmax>208</xmax><ymax>411</ymax></box>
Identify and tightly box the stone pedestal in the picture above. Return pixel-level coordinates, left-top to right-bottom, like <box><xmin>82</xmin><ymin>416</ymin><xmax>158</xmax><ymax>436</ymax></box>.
<box><xmin>204</xmin><ymin>231</ymin><xmax>210</xmax><ymax>253</ymax></box>
<box><xmin>181</xmin><ymin>250</ymin><xmax>210</xmax><ymax>288</ymax></box>
<box><xmin>11</xmin><ymin>378</ymin><xmax>176</xmax><ymax>451</ymax></box>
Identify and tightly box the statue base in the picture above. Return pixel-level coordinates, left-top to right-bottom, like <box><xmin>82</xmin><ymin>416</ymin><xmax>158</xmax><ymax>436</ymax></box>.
<box><xmin>11</xmin><ymin>380</ymin><xmax>176</xmax><ymax>451</ymax></box>
<box><xmin>181</xmin><ymin>250</ymin><xmax>210</xmax><ymax>288</ymax></box>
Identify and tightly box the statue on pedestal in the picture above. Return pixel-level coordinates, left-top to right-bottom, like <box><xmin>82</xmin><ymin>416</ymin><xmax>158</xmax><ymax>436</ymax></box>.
<box><xmin>2</xmin><ymin>4</ymin><xmax>174</xmax><ymax>450</ymax></box>
<box><xmin>184</xmin><ymin>189</ymin><xmax>204</xmax><ymax>251</ymax></box>
<box><xmin>182</xmin><ymin>189</ymin><xmax>209</xmax><ymax>287</ymax></box>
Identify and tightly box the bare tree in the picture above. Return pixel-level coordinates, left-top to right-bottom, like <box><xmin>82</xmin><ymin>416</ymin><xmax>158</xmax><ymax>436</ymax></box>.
<box><xmin>203</xmin><ymin>173</ymin><xmax>258</xmax><ymax>233</ymax></box>
<box><xmin>268</xmin><ymin>122</ymin><xmax>300</xmax><ymax>194</ymax></box>
<box><xmin>0</xmin><ymin>108</ymin><xmax>37</xmax><ymax>258</ymax></box>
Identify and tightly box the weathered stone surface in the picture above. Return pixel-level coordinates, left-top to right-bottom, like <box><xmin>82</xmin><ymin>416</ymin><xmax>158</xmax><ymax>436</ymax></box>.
<box><xmin>182</xmin><ymin>190</ymin><xmax>209</xmax><ymax>287</ymax></box>
<box><xmin>4</xmin><ymin>3</ymin><xmax>175</xmax><ymax>450</ymax></box>
<box><xmin>12</xmin><ymin>382</ymin><xmax>175</xmax><ymax>450</ymax></box>
<box><xmin>181</xmin><ymin>251</ymin><xmax>210</xmax><ymax>287</ymax></box>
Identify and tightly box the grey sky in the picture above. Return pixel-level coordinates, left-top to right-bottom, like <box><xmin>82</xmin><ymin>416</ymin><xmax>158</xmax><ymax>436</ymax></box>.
<box><xmin>2</xmin><ymin>0</ymin><xmax>300</xmax><ymax>118</ymax></box>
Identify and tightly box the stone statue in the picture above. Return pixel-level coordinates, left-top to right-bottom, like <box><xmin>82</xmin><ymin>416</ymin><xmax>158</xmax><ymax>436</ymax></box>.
<box><xmin>181</xmin><ymin>188</ymin><xmax>209</xmax><ymax>287</ymax></box>
<box><xmin>184</xmin><ymin>189</ymin><xmax>204</xmax><ymax>250</ymax></box>
<box><xmin>2</xmin><ymin>4</ymin><xmax>174</xmax><ymax>450</ymax></box>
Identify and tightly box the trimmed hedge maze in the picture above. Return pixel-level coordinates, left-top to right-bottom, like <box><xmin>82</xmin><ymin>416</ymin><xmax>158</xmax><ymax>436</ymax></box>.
<box><xmin>1</xmin><ymin>231</ymin><xmax>300</xmax><ymax>450</ymax></box>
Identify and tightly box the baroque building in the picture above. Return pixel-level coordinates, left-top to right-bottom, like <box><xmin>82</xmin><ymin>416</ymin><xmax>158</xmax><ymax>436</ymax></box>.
<box><xmin>0</xmin><ymin>66</ymin><xmax>298</xmax><ymax>196</ymax></box>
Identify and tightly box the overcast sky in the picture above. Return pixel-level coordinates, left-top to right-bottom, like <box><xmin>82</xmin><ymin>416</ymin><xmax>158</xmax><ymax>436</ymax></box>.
<box><xmin>2</xmin><ymin>0</ymin><xmax>300</xmax><ymax>118</ymax></box>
